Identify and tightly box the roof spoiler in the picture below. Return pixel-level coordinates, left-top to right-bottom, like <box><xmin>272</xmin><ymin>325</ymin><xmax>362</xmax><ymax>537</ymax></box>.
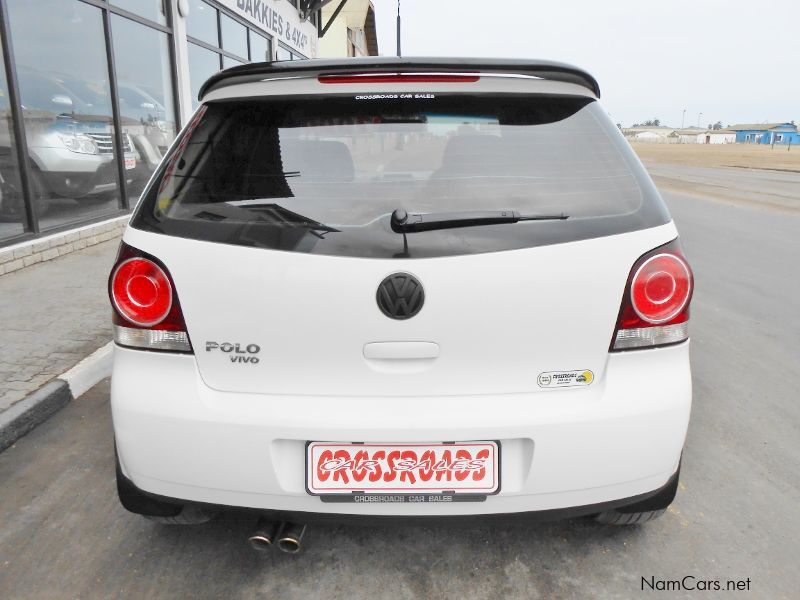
<box><xmin>198</xmin><ymin>57</ymin><xmax>601</xmax><ymax>101</ymax></box>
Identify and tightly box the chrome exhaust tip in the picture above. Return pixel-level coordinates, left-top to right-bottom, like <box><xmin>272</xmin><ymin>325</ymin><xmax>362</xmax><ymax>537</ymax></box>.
<box><xmin>248</xmin><ymin>518</ymin><xmax>282</xmax><ymax>552</ymax></box>
<box><xmin>276</xmin><ymin>522</ymin><xmax>307</xmax><ymax>554</ymax></box>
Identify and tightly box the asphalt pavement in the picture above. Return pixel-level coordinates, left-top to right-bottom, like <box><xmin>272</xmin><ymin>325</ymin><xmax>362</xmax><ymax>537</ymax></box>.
<box><xmin>645</xmin><ymin>163</ymin><xmax>800</xmax><ymax>213</ymax></box>
<box><xmin>0</xmin><ymin>188</ymin><xmax>798</xmax><ymax>599</ymax></box>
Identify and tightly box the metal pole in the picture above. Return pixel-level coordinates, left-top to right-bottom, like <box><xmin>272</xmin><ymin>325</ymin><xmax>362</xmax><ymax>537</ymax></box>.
<box><xmin>681</xmin><ymin>109</ymin><xmax>685</xmax><ymax>129</ymax></box>
<box><xmin>102</xmin><ymin>7</ymin><xmax>130</xmax><ymax>210</ymax></box>
<box><xmin>0</xmin><ymin>0</ymin><xmax>39</xmax><ymax>233</ymax></box>
<box><xmin>396</xmin><ymin>0</ymin><xmax>401</xmax><ymax>57</ymax></box>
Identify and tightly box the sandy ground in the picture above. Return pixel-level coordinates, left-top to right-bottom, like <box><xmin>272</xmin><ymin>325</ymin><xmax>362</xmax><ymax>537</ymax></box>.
<box><xmin>631</xmin><ymin>141</ymin><xmax>800</xmax><ymax>172</ymax></box>
<box><xmin>630</xmin><ymin>142</ymin><xmax>800</xmax><ymax>213</ymax></box>
<box><xmin>644</xmin><ymin>164</ymin><xmax>800</xmax><ymax>213</ymax></box>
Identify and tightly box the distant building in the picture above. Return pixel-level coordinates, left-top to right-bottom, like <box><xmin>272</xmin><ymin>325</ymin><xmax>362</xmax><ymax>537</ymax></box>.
<box><xmin>699</xmin><ymin>130</ymin><xmax>736</xmax><ymax>144</ymax></box>
<box><xmin>674</xmin><ymin>128</ymin><xmax>706</xmax><ymax>143</ymax></box>
<box><xmin>623</xmin><ymin>126</ymin><xmax>738</xmax><ymax>144</ymax></box>
<box><xmin>318</xmin><ymin>0</ymin><xmax>379</xmax><ymax>58</ymax></box>
<box><xmin>728</xmin><ymin>123</ymin><xmax>799</xmax><ymax>144</ymax></box>
<box><xmin>621</xmin><ymin>126</ymin><xmax>676</xmax><ymax>143</ymax></box>
<box><xmin>676</xmin><ymin>129</ymin><xmax>736</xmax><ymax>144</ymax></box>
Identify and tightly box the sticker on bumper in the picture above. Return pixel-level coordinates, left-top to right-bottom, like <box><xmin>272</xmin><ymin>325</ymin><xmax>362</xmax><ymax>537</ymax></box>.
<box><xmin>537</xmin><ymin>369</ymin><xmax>594</xmax><ymax>388</ymax></box>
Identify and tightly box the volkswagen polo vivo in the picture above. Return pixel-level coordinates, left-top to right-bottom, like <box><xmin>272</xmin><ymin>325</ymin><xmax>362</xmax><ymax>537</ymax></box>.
<box><xmin>109</xmin><ymin>58</ymin><xmax>693</xmax><ymax>547</ymax></box>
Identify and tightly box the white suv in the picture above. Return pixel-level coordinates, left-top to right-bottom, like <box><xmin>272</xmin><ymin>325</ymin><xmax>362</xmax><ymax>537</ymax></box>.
<box><xmin>109</xmin><ymin>58</ymin><xmax>693</xmax><ymax>552</ymax></box>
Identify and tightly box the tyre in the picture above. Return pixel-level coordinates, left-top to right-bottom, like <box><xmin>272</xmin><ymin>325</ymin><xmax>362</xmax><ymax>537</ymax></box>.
<box><xmin>143</xmin><ymin>504</ymin><xmax>217</xmax><ymax>525</ymax></box>
<box><xmin>29</xmin><ymin>168</ymin><xmax>54</xmax><ymax>217</ymax></box>
<box><xmin>0</xmin><ymin>190</ymin><xmax>23</xmax><ymax>222</ymax></box>
<box><xmin>594</xmin><ymin>508</ymin><xmax>666</xmax><ymax>525</ymax></box>
<box><xmin>0</xmin><ymin>174</ymin><xmax>23</xmax><ymax>223</ymax></box>
<box><xmin>116</xmin><ymin>446</ymin><xmax>217</xmax><ymax>525</ymax></box>
<box><xmin>593</xmin><ymin>464</ymin><xmax>680</xmax><ymax>526</ymax></box>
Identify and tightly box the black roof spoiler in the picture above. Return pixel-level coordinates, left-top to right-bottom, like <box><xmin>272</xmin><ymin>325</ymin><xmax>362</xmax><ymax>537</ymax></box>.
<box><xmin>198</xmin><ymin>57</ymin><xmax>601</xmax><ymax>101</ymax></box>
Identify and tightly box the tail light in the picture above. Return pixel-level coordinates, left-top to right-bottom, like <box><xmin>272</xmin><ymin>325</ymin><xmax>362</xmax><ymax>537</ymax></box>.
<box><xmin>611</xmin><ymin>239</ymin><xmax>693</xmax><ymax>351</ymax></box>
<box><xmin>108</xmin><ymin>242</ymin><xmax>192</xmax><ymax>353</ymax></box>
<box><xmin>318</xmin><ymin>73</ymin><xmax>480</xmax><ymax>84</ymax></box>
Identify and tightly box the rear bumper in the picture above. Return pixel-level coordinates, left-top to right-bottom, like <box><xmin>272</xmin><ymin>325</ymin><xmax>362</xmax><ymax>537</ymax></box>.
<box><xmin>117</xmin><ymin>458</ymin><xmax>681</xmax><ymax>524</ymax></box>
<box><xmin>111</xmin><ymin>342</ymin><xmax>691</xmax><ymax>517</ymax></box>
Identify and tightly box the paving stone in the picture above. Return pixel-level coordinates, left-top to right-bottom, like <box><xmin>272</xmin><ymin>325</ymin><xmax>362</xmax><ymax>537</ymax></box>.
<box><xmin>22</xmin><ymin>255</ymin><xmax>43</xmax><ymax>267</ymax></box>
<box><xmin>13</xmin><ymin>245</ymin><xmax>33</xmax><ymax>259</ymax></box>
<box><xmin>4</xmin><ymin>258</ymin><xmax>24</xmax><ymax>273</ymax></box>
<box><xmin>0</xmin><ymin>239</ymin><xmax>117</xmax><ymax>414</ymax></box>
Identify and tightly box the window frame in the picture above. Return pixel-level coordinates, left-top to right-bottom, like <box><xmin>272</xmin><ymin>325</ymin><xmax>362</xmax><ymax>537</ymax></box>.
<box><xmin>185</xmin><ymin>0</ymin><xmax>279</xmax><ymax>65</ymax></box>
<box><xmin>0</xmin><ymin>0</ymin><xmax>180</xmax><ymax>245</ymax></box>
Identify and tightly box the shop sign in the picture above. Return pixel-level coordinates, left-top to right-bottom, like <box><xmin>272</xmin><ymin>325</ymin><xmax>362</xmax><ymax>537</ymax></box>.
<box><xmin>221</xmin><ymin>0</ymin><xmax>317</xmax><ymax>57</ymax></box>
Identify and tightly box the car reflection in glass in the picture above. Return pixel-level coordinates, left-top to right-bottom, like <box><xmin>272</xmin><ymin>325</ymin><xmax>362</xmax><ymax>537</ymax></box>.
<box><xmin>7</xmin><ymin>68</ymin><xmax>164</xmax><ymax>210</ymax></box>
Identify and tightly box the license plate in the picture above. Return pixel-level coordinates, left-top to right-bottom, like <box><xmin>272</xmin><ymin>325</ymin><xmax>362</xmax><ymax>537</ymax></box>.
<box><xmin>124</xmin><ymin>156</ymin><xmax>136</xmax><ymax>170</ymax></box>
<box><xmin>306</xmin><ymin>442</ymin><xmax>500</xmax><ymax>496</ymax></box>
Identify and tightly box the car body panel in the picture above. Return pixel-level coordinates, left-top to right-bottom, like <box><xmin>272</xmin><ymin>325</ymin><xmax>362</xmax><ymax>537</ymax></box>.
<box><xmin>122</xmin><ymin>221</ymin><xmax>677</xmax><ymax>397</ymax></box>
<box><xmin>112</xmin><ymin>341</ymin><xmax>690</xmax><ymax>515</ymax></box>
<box><xmin>111</xmin><ymin>59</ymin><xmax>692</xmax><ymax>517</ymax></box>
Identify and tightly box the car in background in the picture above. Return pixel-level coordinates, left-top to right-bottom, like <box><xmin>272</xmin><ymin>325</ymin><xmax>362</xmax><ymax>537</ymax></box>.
<box><xmin>0</xmin><ymin>69</ymin><xmax>139</xmax><ymax>220</ymax></box>
<box><xmin>117</xmin><ymin>82</ymin><xmax>174</xmax><ymax>155</ymax></box>
<box><xmin>115</xmin><ymin>81</ymin><xmax>176</xmax><ymax>195</ymax></box>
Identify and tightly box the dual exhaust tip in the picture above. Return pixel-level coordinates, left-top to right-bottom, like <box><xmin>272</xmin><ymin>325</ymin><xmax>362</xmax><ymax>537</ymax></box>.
<box><xmin>248</xmin><ymin>518</ymin><xmax>307</xmax><ymax>554</ymax></box>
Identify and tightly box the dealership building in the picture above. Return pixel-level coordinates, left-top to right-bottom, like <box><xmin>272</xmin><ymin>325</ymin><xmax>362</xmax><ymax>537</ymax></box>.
<box><xmin>0</xmin><ymin>0</ymin><xmax>378</xmax><ymax>266</ymax></box>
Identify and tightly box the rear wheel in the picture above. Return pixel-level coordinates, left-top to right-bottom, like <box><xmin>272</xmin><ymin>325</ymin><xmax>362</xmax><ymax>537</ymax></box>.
<box><xmin>593</xmin><ymin>464</ymin><xmax>680</xmax><ymax>526</ymax></box>
<box><xmin>0</xmin><ymin>171</ymin><xmax>24</xmax><ymax>222</ymax></box>
<box><xmin>594</xmin><ymin>508</ymin><xmax>666</xmax><ymax>525</ymax></box>
<box><xmin>0</xmin><ymin>189</ymin><xmax>23</xmax><ymax>222</ymax></box>
<box><xmin>116</xmin><ymin>447</ymin><xmax>217</xmax><ymax>525</ymax></box>
<box><xmin>29</xmin><ymin>168</ymin><xmax>53</xmax><ymax>217</ymax></box>
<box><xmin>143</xmin><ymin>505</ymin><xmax>216</xmax><ymax>525</ymax></box>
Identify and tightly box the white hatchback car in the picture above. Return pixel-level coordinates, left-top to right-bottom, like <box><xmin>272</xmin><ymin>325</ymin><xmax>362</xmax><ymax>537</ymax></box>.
<box><xmin>109</xmin><ymin>58</ymin><xmax>693</xmax><ymax>552</ymax></box>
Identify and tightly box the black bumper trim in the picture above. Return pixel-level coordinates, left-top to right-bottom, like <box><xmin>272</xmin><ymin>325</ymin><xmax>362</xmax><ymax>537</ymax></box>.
<box><xmin>117</xmin><ymin>464</ymin><xmax>681</xmax><ymax>526</ymax></box>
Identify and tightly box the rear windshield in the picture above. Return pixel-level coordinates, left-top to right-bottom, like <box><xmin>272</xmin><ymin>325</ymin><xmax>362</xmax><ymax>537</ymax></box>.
<box><xmin>131</xmin><ymin>94</ymin><xmax>669</xmax><ymax>258</ymax></box>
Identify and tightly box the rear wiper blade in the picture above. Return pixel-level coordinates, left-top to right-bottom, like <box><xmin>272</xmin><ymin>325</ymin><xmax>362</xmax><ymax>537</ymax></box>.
<box><xmin>390</xmin><ymin>208</ymin><xmax>568</xmax><ymax>233</ymax></box>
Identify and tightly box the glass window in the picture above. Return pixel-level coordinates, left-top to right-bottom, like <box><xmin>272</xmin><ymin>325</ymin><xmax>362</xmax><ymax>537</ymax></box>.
<box><xmin>186</xmin><ymin>0</ymin><xmax>218</xmax><ymax>47</ymax></box>
<box><xmin>220</xmin><ymin>14</ymin><xmax>248</xmax><ymax>59</ymax></box>
<box><xmin>110</xmin><ymin>0</ymin><xmax>167</xmax><ymax>26</ymax></box>
<box><xmin>111</xmin><ymin>14</ymin><xmax>177</xmax><ymax>204</ymax></box>
<box><xmin>276</xmin><ymin>46</ymin><xmax>293</xmax><ymax>61</ymax></box>
<box><xmin>0</xmin><ymin>45</ymin><xmax>26</xmax><ymax>239</ymax></box>
<box><xmin>133</xmin><ymin>97</ymin><xmax>669</xmax><ymax>259</ymax></box>
<box><xmin>223</xmin><ymin>56</ymin><xmax>245</xmax><ymax>69</ymax></box>
<box><xmin>7</xmin><ymin>0</ymin><xmax>124</xmax><ymax>231</ymax></box>
<box><xmin>187</xmin><ymin>43</ymin><xmax>220</xmax><ymax>110</ymax></box>
<box><xmin>249</xmin><ymin>31</ymin><xmax>271</xmax><ymax>62</ymax></box>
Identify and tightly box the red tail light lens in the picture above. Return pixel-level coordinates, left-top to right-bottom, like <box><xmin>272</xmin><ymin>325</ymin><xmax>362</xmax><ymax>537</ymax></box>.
<box><xmin>109</xmin><ymin>243</ymin><xmax>192</xmax><ymax>352</ymax></box>
<box><xmin>111</xmin><ymin>258</ymin><xmax>172</xmax><ymax>327</ymax></box>
<box><xmin>631</xmin><ymin>254</ymin><xmax>692</xmax><ymax>324</ymax></box>
<box><xmin>611</xmin><ymin>240</ymin><xmax>693</xmax><ymax>351</ymax></box>
<box><xmin>318</xmin><ymin>73</ymin><xmax>480</xmax><ymax>84</ymax></box>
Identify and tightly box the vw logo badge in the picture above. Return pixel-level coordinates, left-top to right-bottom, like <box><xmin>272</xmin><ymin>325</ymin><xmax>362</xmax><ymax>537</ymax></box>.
<box><xmin>376</xmin><ymin>273</ymin><xmax>425</xmax><ymax>320</ymax></box>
